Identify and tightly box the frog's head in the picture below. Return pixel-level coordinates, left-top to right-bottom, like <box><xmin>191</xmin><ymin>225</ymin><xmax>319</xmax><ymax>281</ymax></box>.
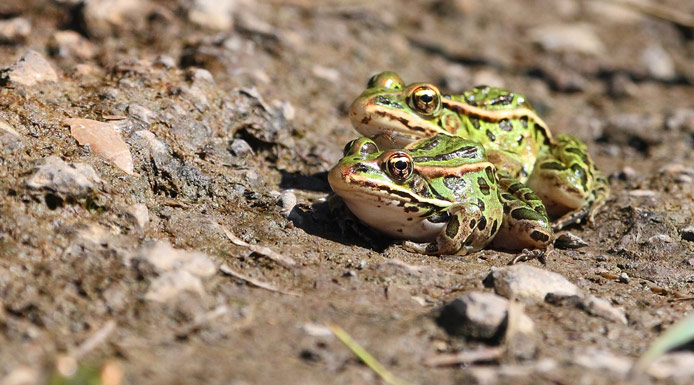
<box><xmin>349</xmin><ymin>72</ymin><xmax>448</xmax><ymax>147</ymax></box>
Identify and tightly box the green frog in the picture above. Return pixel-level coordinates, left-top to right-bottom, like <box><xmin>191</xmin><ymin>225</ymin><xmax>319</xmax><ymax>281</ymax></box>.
<box><xmin>328</xmin><ymin>134</ymin><xmax>553</xmax><ymax>255</ymax></box>
<box><xmin>348</xmin><ymin>71</ymin><xmax>609</xmax><ymax>230</ymax></box>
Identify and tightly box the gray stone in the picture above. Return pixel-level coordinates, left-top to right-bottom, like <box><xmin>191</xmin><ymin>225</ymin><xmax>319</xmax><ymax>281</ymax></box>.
<box><xmin>0</xmin><ymin>17</ymin><xmax>31</xmax><ymax>44</ymax></box>
<box><xmin>437</xmin><ymin>291</ymin><xmax>533</xmax><ymax>341</ymax></box>
<box><xmin>529</xmin><ymin>24</ymin><xmax>604</xmax><ymax>55</ymax></box>
<box><xmin>488</xmin><ymin>265</ymin><xmax>581</xmax><ymax>304</ymax></box>
<box><xmin>26</xmin><ymin>156</ymin><xmax>101</xmax><ymax>198</ymax></box>
<box><xmin>229</xmin><ymin>138</ymin><xmax>254</xmax><ymax>157</ymax></box>
<box><xmin>49</xmin><ymin>31</ymin><xmax>97</xmax><ymax>59</ymax></box>
<box><xmin>0</xmin><ymin>50</ymin><xmax>58</xmax><ymax>86</ymax></box>
<box><xmin>144</xmin><ymin>270</ymin><xmax>205</xmax><ymax>302</ymax></box>
<box><xmin>554</xmin><ymin>232</ymin><xmax>588</xmax><ymax>249</ymax></box>
<box><xmin>579</xmin><ymin>295</ymin><xmax>627</xmax><ymax>324</ymax></box>
<box><xmin>573</xmin><ymin>348</ymin><xmax>632</xmax><ymax>374</ymax></box>
<box><xmin>125</xmin><ymin>204</ymin><xmax>149</xmax><ymax>230</ymax></box>
<box><xmin>641</xmin><ymin>44</ymin><xmax>675</xmax><ymax>81</ymax></box>
<box><xmin>647</xmin><ymin>352</ymin><xmax>694</xmax><ymax>382</ymax></box>
<box><xmin>133</xmin><ymin>241</ymin><xmax>216</xmax><ymax>277</ymax></box>
<box><xmin>82</xmin><ymin>0</ymin><xmax>151</xmax><ymax>37</ymax></box>
<box><xmin>188</xmin><ymin>0</ymin><xmax>236</xmax><ymax>31</ymax></box>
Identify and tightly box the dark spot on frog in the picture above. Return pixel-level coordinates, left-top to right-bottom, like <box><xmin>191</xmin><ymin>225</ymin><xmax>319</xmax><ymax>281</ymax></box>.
<box><xmin>477</xmin><ymin>198</ymin><xmax>485</xmax><ymax>211</ymax></box>
<box><xmin>490</xmin><ymin>219</ymin><xmax>498</xmax><ymax>235</ymax></box>
<box><xmin>477</xmin><ymin>216</ymin><xmax>487</xmax><ymax>231</ymax></box>
<box><xmin>361</xmin><ymin>116</ymin><xmax>371</xmax><ymax>125</ymax></box>
<box><xmin>499</xmin><ymin>119</ymin><xmax>513</xmax><ymax>131</ymax></box>
<box><xmin>469</xmin><ymin>218</ymin><xmax>476</xmax><ymax>229</ymax></box>
<box><xmin>478</xmin><ymin>177</ymin><xmax>490</xmax><ymax>195</ymax></box>
<box><xmin>446</xmin><ymin>216</ymin><xmax>460</xmax><ymax>238</ymax></box>
<box><xmin>520</xmin><ymin>115</ymin><xmax>528</xmax><ymax>129</ymax></box>
<box><xmin>530</xmin><ymin>230</ymin><xmax>550</xmax><ymax>242</ymax></box>
<box><xmin>485</xmin><ymin>166</ymin><xmax>494</xmax><ymax>181</ymax></box>
<box><xmin>486</xmin><ymin>130</ymin><xmax>496</xmax><ymax>141</ymax></box>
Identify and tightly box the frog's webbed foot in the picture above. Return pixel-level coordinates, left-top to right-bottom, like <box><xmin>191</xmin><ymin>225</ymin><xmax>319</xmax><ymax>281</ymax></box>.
<box><xmin>509</xmin><ymin>248</ymin><xmax>548</xmax><ymax>265</ymax></box>
<box><xmin>527</xmin><ymin>134</ymin><xmax>609</xmax><ymax>230</ymax></box>
<box><xmin>491</xmin><ymin>171</ymin><xmax>553</xmax><ymax>251</ymax></box>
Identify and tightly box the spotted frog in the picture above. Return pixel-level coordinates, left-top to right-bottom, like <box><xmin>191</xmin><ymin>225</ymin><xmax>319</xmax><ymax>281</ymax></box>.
<box><xmin>348</xmin><ymin>71</ymin><xmax>609</xmax><ymax>229</ymax></box>
<box><xmin>328</xmin><ymin>134</ymin><xmax>554</xmax><ymax>255</ymax></box>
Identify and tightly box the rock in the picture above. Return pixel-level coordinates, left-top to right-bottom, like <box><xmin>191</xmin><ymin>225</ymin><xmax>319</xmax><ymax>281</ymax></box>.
<box><xmin>665</xmin><ymin>108</ymin><xmax>694</xmax><ymax>132</ymax></box>
<box><xmin>554</xmin><ymin>232</ymin><xmax>588</xmax><ymax>249</ymax></box>
<box><xmin>0</xmin><ymin>366</ymin><xmax>39</xmax><ymax>385</ymax></box>
<box><xmin>681</xmin><ymin>226</ymin><xmax>694</xmax><ymax>242</ymax></box>
<box><xmin>487</xmin><ymin>265</ymin><xmax>581</xmax><ymax>304</ymax></box>
<box><xmin>125</xmin><ymin>204</ymin><xmax>149</xmax><ymax>230</ymax></box>
<box><xmin>66</xmin><ymin>118</ymin><xmax>134</xmax><ymax>175</ymax></box>
<box><xmin>229</xmin><ymin>138</ymin><xmax>254</xmax><ymax>157</ymax></box>
<box><xmin>683</xmin><ymin>256</ymin><xmax>694</xmax><ymax>266</ymax></box>
<box><xmin>573</xmin><ymin>348</ymin><xmax>632</xmax><ymax>374</ymax></box>
<box><xmin>278</xmin><ymin>190</ymin><xmax>297</xmax><ymax>217</ymax></box>
<box><xmin>0</xmin><ymin>17</ymin><xmax>31</xmax><ymax>44</ymax></box>
<box><xmin>0</xmin><ymin>50</ymin><xmax>58</xmax><ymax>86</ymax></box>
<box><xmin>640</xmin><ymin>44</ymin><xmax>675</xmax><ymax>81</ymax></box>
<box><xmin>529</xmin><ymin>24</ymin><xmax>605</xmax><ymax>55</ymax></box>
<box><xmin>437</xmin><ymin>292</ymin><xmax>510</xmax><ymax>339</ymax></box>
<box><xmin>49</xmin><ymin>30</ymin><xmax>97</xmax><ymax>60</ymax></box>
<box><xmin>133</xmin><ymin>241</ymin><xmax>216</xmax><ymax>277</ymax></box>
<box><xmin>188</xmin><ymin>0</ymin><xmax>236</xmax><ymax>31</ymax></box>
<box><xmin>618</xmin><ymin>272</ymin><xmax>629</xmax><ymax>284</ymax></box>
<box><xmin>82</xmin><ymin>0</ymin><xmax>151</xmax><ymax>37</ymax></box>
<box><xmin>0</xmin><ymin>118</ymin><xmax>19</xmax><ymax>137</ymax></box>
<box><xmin>647</xmin><ymin>352</ymin><xmax>694</xmax><ymax>382</ymax></box>
<box><xmin>26</xmin><ymin>156</ymin><xmax>101</xmax><ymax>198</ymax></box>
<box><xmin>144</xmin><ymin>270</ymin><xmax>205</xmax><ymax>302</ymax></box>
<box><xmin>579</xmin><ymin>295</ymin><xmax>627</xmax><ymax>324</ymax></box>
<box><xmin>127</xmin><ymin>104</ymin><xmax>156</xmax><ymax>124</ymax></box>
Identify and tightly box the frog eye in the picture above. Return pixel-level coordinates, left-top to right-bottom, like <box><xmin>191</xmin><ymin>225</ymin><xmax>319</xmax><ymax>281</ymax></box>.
<box><xmin>408</xmin><ymin>85</ymin><xmax>441</xmax><ymax>117</ymax></box>
<box><xmin>384</xmin><ymin>151</ymin><xmax>414</xmax><ymax>181</ymax></box>
<box><xmin>367</xmin><ymin>71</ymin><xmax>404</xmax><ymax>90</ymax></box>
<box><xmin>342</xmin><ymin>140</ymin><xmax>357</xmax><ymax>156</ymax></box>
<box><xmin>343</xmin><ymin>139</ymin><xmax>378</xmax><ymax>156</ymax></box>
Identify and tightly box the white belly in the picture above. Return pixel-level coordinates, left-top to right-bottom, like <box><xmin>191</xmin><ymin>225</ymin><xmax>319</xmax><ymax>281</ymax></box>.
<box><xmin>341</xmin><ymin>192</ymin><xmax>444</xmax><ymax>242</ymax></box>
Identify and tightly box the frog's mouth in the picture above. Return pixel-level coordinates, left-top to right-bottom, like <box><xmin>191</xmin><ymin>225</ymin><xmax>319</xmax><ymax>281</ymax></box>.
<box><xmin>328</xmin><ymin>165</ymin><xmax>446</xmax><ymax>242</ymax></box>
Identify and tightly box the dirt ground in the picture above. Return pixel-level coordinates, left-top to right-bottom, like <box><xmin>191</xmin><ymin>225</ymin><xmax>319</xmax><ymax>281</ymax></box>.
<box><xmin>1</xmin><ymin>0</ymin><xmax>693</xmax><ymax>384</ymax></box>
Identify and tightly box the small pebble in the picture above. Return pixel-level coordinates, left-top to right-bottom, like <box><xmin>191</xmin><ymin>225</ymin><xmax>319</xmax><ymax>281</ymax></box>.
<box><xmin>49</xmin><ymin>30</ymin><xmax>97</xmax><ymax>59</ymax></box>
<box><xmin>229</xmin><ymin>138</ymin><xmax>254</xmax><ymax>157</ymax></box>
<box><xmin>554</xmin><ymin>232</ymin><xmax>588</xmax><ymax>249</ymax></box>
<box><xmin>132</xmin><ymin>241</ymin><xmax>216</xmax><ymax>277</ymax></box>
<box><xmin>125</xmin><ymin>203</ymin><xmax>149</xmax><ymax>230</ymax></box>
<box><xmin>529</xmin><ymin>23</ymin><xmax>605</xmax><ymax>55</ymax></box>
<box><xmin>437</xmin><ymin>291</ymin><xmax>519</xmax><ymax>340</ymax></box>
<box><xmin>640</xmin><ymin>44</ymin><xmax>675</xmax><ymax>81</ymax></box>
<box><xmin>188</xmin><ymin>0</ymin><xmax>236</xmax><ymax>31</ymax></box>
<box><xmin>145</xmin><ymin>270</ymin><xmax>205</xmax><ymax>302</ymax></box>
<box><xmin>0</xmin><ymin>50</ymin><xmax>58</xmax><ymax>86</ymax></box>
<box><xmin>26</xmin><ymin>156</ymin><xmax>101</xmax><ymax>198</ymax></box>
<box><xmin>487</xmin><ymin>265</ymin><xmax>581</xmax><ymax>304</ymax></box>
<box><xmin>618</xmin><ymin>272</ymin><xmax>629</xmax><ymax>284</ymax></box>
<box><xmin>0</xmin><ymin>17</ymin><xmax>31</xmax><ymax>44</ymax></box>
<box><xmin>278</xmin><ymin>190</ymin><xmax>297</xmax><ymax>217</ymax></box>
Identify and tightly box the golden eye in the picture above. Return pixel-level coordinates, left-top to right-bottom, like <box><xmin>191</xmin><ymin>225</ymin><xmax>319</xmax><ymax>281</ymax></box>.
<box><xmin>408</xmin><ymin>85</ymin><xmax>441</xmax><ymax>116</ymax></box>
<box><xmin>367</xmin><ymin>71</ymin><xmax>404</xmax><ymax>90</ymax></box>
<box><xmin>385</xmin><ymin>151</ymin><xmax>414</xmax><ymax>181</ymax></box>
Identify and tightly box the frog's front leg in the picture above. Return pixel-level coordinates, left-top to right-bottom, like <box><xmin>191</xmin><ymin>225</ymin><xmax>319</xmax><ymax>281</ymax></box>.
<box><xmin>404</xmin><ymin>204</ymin><xmax>494</xmax><ymax>255</ymax></box>
<box><xmin>526</xmin><ymin>134</ymin><xmax>609</xmax><ymax>230</ymax></box>
<box><xmin>491</xmin><ymin>171</ymin><xmax>553</xmax><ymax>250</ymax></box>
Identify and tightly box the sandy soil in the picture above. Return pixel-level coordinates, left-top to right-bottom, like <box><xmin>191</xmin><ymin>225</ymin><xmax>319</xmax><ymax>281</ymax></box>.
<box><xmin>0</xmin><ymin>0</ymin><xmax>693</xmax><ymax>384</ymax></box>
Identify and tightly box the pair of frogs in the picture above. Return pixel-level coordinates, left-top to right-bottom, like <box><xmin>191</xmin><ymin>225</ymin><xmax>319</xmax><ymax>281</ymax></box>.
<box><xmin>329</xmin><ymin>72</ymin><xmax>609</xmax><ymax>255</ymax></box>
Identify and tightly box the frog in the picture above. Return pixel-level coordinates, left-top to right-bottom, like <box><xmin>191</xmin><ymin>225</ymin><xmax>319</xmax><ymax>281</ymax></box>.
<box><xmin>328</xmin><ymin>134</ymin><xmax>553</xmax><ymax>255</ymax></box>
<box><xmin>348</xmin><ymin>71</ymin><xmax>609</xmax><ymax>230</ymax></box>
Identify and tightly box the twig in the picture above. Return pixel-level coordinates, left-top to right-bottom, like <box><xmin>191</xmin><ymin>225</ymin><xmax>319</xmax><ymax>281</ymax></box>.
<box><xmin>423</xmin><ymin>347</ymin><xmax>504</xmax><ymax>367</ymax></box>
<box><xmin>74</xmin><ymin>320</ymin><xmax>117</xmax><ymax>359</ymax></box>
<box><xmin>219</xmin><ymin>225</ymin><xmax>297</xmax><ymax>268</ymax></box>
<box><xmin>327</xmin><ymin>323</ymin><xmax>415</xmax><ymax>385</ymax></box>
<box><xmin>220</xmin><ymin>263</ymin><xmax>301</xmax><ymax>296</ymax></box>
